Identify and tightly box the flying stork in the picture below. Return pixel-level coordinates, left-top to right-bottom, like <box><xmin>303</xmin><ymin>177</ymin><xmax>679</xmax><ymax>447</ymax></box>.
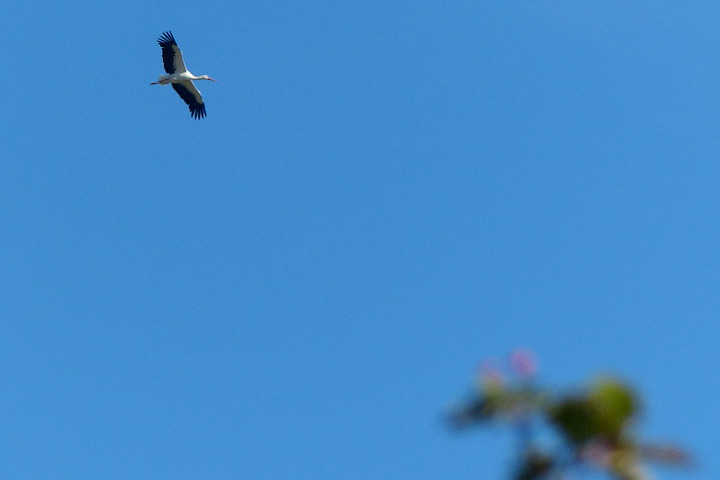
<box><xmin>151</xmin><ymin>31</ymin><xmax>215</xmax><ymax>119</ymax></box>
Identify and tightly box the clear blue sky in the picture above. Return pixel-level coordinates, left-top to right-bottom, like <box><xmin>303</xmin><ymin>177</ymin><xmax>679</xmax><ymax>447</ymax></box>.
<box><xmin>1</xmin><ymin>2</ymin><xmax>717</xmax><ymax>479</ymax></box>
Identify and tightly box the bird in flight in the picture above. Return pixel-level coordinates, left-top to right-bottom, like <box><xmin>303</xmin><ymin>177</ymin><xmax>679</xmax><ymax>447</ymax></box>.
<box><xmin>151</xmin><ymin>31</ymin><xmax>215</xmax><ymax>119</ymax></box>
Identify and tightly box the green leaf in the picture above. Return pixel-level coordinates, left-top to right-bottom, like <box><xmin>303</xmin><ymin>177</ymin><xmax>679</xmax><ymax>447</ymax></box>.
<box><xmin>588</xmin><ymin>377</ymin><xmax>638</xmax><ymax>438</ymax></box>
<box><xmin>549</xmin><ymin>396</ymin><xmax>598</xmax><ymax>445</ymax></box>
<box><xmin>549</xmin><ymin>377</ymin><xmax>638</xmax><ymax>445</ymax></box>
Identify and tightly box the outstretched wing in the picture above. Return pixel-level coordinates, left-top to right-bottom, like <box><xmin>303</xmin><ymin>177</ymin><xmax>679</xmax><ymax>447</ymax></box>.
<box><xmin>171</xmin><ymin>81</ymin><xmax>206</xmax><ymax>119</ymax></box>
<box><xmin>157</xmin><ymin>31</ymin><xmax>187</xmax><ymax>74</ymax></box>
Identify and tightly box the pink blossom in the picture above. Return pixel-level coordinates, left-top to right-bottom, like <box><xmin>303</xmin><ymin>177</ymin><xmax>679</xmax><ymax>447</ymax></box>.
<box><xmin>510</xmin><ymin>349</ymin><xmax>537</xmax><ymax>378</ymax></box>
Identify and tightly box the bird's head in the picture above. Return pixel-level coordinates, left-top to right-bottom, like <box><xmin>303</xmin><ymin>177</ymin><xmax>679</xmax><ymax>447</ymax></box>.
<box><xmin>203</xmin><ymin>75</ymin><xmax>216</xmax><ymax>82</ymax></box>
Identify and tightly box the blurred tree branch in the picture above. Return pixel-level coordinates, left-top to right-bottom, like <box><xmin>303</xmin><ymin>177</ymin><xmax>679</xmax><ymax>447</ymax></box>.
<box><xmin>447</xmin><ymin>350</ymin><xmax>691</xmax><ymax>480</ymax></box>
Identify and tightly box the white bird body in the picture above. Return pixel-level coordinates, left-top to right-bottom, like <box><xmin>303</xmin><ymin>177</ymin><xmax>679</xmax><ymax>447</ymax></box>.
<box><xmin>151</xmin><ymin>31</ymin><xmax>215</xmax><ymax>119</ymax></box>
<box><xmin>152</xmin><ymin>71</ymin><xmax>214</xmax><ymax>85</ymax></box>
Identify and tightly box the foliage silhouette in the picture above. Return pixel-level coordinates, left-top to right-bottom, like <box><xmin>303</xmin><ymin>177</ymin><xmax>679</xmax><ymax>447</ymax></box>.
<box><xmin>448</xmin><ymin>350</ymin><xmax>690</xmax><ymax>480</ymax></box>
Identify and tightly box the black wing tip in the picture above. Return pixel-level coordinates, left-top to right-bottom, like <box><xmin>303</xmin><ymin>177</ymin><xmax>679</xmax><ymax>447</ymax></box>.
<box><xmin>157</xmin><ymin>31</ymin><xmax>176</xmax><ymax>47</ymax></box>
<box><xmin>189</xmin><ymin>104</ymin><xmax>207</xmax><ymax>119</ymax></box>
<box><xmin>170</xmin><ymin>83</ymin><xmax>207</xmax><ymax>119</ymax></box>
